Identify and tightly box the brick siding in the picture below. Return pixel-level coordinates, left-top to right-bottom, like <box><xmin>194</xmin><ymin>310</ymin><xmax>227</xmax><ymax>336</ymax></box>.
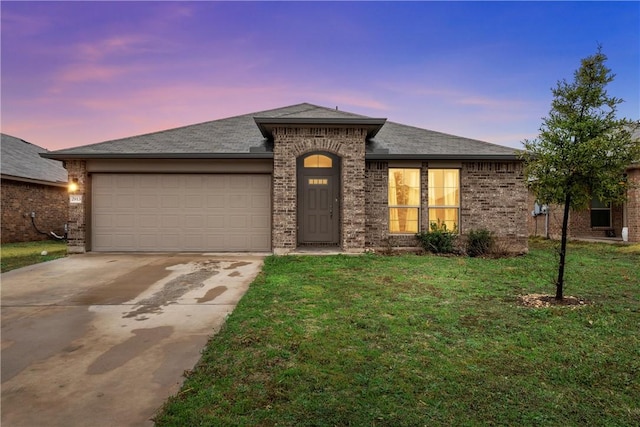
<box><xmin>272</xmin><ymin>126</ymin><xmax>366</xmax><ymax>253</ymax></box>
<box><xmin>625</xmin><ymin>167</ymin><xmax>640</xmax><ymax>242</ymax></box>
<box><xmin>65</xmin><ymin>160</ymin><xmax>88</xmax><ymax>253</ymax></box>
<box><xmin>365</xmin><ymin>160</ymin><xmax>528</xmax><ymax>254</ymax></box>
<box><xmin>62</xmin><ymin>149</ymin><xmax>536</xmax><ymax>253</ymax></box>
<box><xmin>460</xmin><ymin>161</ymin><xmax>528</xmax><ymax>253</ymax></box>
<box><xmin>1</xmin><ymin>179</ymin><xmax>67</xmax><ymax>243</ymax></box>
<box><xmin>527</xmin><ymin>186</ymin><xmax>631</xmax><ymax>242</ymax></box>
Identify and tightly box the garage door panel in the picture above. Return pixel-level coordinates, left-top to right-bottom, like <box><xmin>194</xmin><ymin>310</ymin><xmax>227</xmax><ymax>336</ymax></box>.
<box><xmin>161</xmin><ymin>195</ymin><xmax>180</xmax><ymax>208</ymax></box>
<box><xmin>139</xmin><ymin>195</ymin><xmax>159</xmax><ymax>208</ymax></box>
<box><xmin>206</xmin><ymin>215</ymin><xmax>225</xmax><ymax>229</ymax></box>
<box><xmin>184</xmin><ymin>215</ymin><xmax>206</xmax><ymax>228</ymax></box>
<box><xmin>253</xmin><ymin>194</ymin><xmax>270</xmax><ymax>208</ymax></box>
<box><xmin>137</xmin><ymin>213</ymin><xmax>159</xmax><ymax>227</ymax></box>
<box><xmin>229</xmin><ymin>195</ymin><xmax>249</xmax><ymax>209</ymax></box>
<box><xmin>92</xmin><ymin>174</ymin><xmax>270</xmax><ymax>251</ymax></box>
<box><xmin>139</xmin><ymin>234</ymin><xmax>159</xmax><ymax>249</ymax></box>
<box><xmin>161</xmin><ymin>215</ymin><xmax>180</xmax><ymax>228</ymax></box>
<box><xmin>161</xmin><ymin>176</ymin><xmax>180</xmax><ymax>188</ymax></box>
<box><xmin>185</xmin><ymin>195</ymin><xmax>203</xmax><ymax>208</ymax></box>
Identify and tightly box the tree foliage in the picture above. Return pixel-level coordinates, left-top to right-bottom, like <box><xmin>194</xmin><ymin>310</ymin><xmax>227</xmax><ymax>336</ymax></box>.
<box><xmin>522</xmin><ymin>47</ymin><xmax>640</xmax><ymax>299</ymax></box>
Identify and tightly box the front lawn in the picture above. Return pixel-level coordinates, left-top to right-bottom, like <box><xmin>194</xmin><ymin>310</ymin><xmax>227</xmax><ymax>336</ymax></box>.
<box><xmin>0</xmin><ymin>240</ymin><xmax>67</xmax><ymax>273</ymax></box>
<box><xmin>156</xmin><ymin>239</ymin><xmax>640</xmax><ymax>426</ymax></box>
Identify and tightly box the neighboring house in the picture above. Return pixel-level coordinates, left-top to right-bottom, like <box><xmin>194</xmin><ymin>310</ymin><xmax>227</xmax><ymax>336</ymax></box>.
<box><xmin>1</xmin><ymin>133</ymin><xmax>68</xmax><ymax>243</ymax></box>
<box><xmin>528</xmin><ymin>128</ymin><xmax>640</xmax><ymax>242</ymax></box>
<box><xmin>42</xmin><ymin>103</ymin><xmax>528</xmax><ymax>254</ymax></box>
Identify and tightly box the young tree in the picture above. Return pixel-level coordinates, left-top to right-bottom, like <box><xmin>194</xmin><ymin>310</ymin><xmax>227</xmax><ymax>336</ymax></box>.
<box><xmin>523</xmin><ymin>47</ymin><xmax>640</xmax><ymax>300</ymax></box>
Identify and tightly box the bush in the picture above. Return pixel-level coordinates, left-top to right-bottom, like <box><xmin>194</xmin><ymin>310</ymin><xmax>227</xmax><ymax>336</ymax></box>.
<box><xmin>416</xmin><ymin>221</ymin><xmax>458</xmax><ymax>254</ymax></box>
<box><xmin>466</xmin><ymin>229</ymin><xmax>494</xmax><ymax>257</ymax></box>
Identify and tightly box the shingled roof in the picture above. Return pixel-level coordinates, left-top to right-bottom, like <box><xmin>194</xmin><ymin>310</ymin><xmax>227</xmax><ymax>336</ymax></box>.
<box><xmin>1</xmin><ymin>133</ymin><xmax>68</xmax><ymax>185</ymax></box>
<box><xmin>43</xmin><ymin>103</ymin><xmax>520</xmax><ymax>160</ymax></box>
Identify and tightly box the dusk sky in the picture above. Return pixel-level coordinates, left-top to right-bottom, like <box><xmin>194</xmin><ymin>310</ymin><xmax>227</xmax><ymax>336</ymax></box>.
<box><xmin>1</xmin><ymin>1</ymin><xmax>638</xmax><ymax>151</ymax></box>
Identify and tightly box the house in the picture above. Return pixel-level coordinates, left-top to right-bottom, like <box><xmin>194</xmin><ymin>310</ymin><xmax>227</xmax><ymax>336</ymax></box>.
<box><xmin>41</xmin><ymin>103</ymin><xmax>528</xmax><ymax>254</ymax></box>
<box><xmin>528</xmin><ymin>128</ymin><xmax>640</xmax><ymax>242</ymax></box>
<box><xmin>1</xmin><ymin>133</ymin><xmax>68</xmax><ymax>243</ymax></box>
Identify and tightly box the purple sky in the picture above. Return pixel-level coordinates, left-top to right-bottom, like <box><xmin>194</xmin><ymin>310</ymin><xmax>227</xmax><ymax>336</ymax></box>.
<box><xmin>1</xmin><ymin>1</ymin><xmax>638</xmax><ymax>151</ymax></box>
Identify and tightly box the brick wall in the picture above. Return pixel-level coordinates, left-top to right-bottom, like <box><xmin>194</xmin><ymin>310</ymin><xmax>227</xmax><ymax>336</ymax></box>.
<box><xmin>460</xmin><ymin>161</ymin><xmax>528</xmax><ymax>253</ymax></box>
<box><xmin>272</xmin><ymin>126</ymin><xmax>366</xmax><ymax>253</ymax></box>
<box><xmin>626</xmin><ymin>167</ymin><xmax>640</xmax><ymax>242</ymax></box>
<box><xmin>65</xmin><ymin>160</ymin><xmax>88</xmax><ymax>253</ymax></box>
<box><xmin>364</xmin><ymin>160</ymin><xmax>528</xmax><ymax>253</ymax></box>
<box><xmin>527</xmin><ymin>190</ymin><xmax>627</xmax><ymax>240</ymax></box>
<box><xmin>1</xmin><ymin>179</ymin><xmax>68</xmax><ymax>243</ymax></box>
<box><xmin>364</xmin><ymin>161</ymin><xmax>387</xmax><ymax>247</ymax></box>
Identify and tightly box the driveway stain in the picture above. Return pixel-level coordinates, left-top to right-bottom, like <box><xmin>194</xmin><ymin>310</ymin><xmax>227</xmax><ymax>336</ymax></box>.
<box><xmin>72</xmin><ymin>259</ymin><xmax>183</xmax><ymax>305</ymax></box>
<box><xmin>123</xmin><ymin>270</ymin><xmax>218</xmax><ymax>319</ymax></box>
<box><xmin>196</xmin><ymin>286</ymin><xmax>227</xmax><ymax>303</ymax></box>
<box><xmin>228</xmin><ymin>271</ymin><xmax>241</xmax><ymax>277</ymax></box>
<box><xmin>1</xmin><ymin>254</ymin><xmax>264</xmax><ymax>427</ymax></box>
<box><xmin>225</xmin><ymin>261</ymin><xmax>251</xmax><ymax>269</ymax></box>
<box><xmin>87</xmin><ymin>326</ymin><xmax>173</xmax><ymax>375</ymax></box>
<box><xmin>1</xmin><ymin>307</ymin><xmax>93</xmax><ymax>383</ymax></box>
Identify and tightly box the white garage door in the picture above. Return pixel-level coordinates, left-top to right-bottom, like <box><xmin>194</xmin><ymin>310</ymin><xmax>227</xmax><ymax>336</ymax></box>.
<box><xmin>91</xmin><ymin>174</ymin><xmax>271</xmax><ymax>252</ymax></box>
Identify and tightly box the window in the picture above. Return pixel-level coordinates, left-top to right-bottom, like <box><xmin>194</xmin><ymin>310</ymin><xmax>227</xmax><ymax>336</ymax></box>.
<box><xmin>308</xmin><ymin>178</ymin><xmax>328</xmax><ymax>185</ymax></box>
<box><xmin>304</xmin><ymin>154</ymin><xmax>332</xmax><ymax>168</ymax></box>
<box><xmin>389</xmin><ymin>169</ymin><xmax>420</xmax><ymax>233</ymax></box>
<box><xmin>590</xmin><ymin>198</ymin><xmax>611</xmax><ymax>227</ymax></box>
<box><xmin>428</xmin><ymin>169</ymin><xmax>459</xmax><ymax>231</ymax></box>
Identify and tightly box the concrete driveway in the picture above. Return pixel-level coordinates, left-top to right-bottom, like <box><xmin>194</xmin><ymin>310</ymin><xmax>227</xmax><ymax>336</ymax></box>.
<box><xmin>1</xmin><ymin>253</ymin><xmax>264</xmax><ymax>426</ymax></box>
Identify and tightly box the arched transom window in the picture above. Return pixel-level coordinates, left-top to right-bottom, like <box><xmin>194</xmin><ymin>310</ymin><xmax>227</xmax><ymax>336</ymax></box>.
<box><xmin>303</xmin><ymin>154</ymin><xmax>333</xmax><ymax>168</ymax></box>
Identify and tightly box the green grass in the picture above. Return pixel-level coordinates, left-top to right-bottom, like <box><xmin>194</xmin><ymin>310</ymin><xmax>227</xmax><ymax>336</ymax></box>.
<box><xmin>156</xmin><ymin>239</ymin><xmax>640</xmax><ymax>426</ymax></box>
<box><xmin>0</xmin><ymin>240</ymin><xmax>68</xmax><ymax>273</ymax></box>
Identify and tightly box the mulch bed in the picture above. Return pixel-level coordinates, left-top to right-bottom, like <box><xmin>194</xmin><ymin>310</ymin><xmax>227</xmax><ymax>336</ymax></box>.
<box><xmin>518</xmin><ymin>293</ymin><xmax>589</xmax><ymax>308</ymax></box>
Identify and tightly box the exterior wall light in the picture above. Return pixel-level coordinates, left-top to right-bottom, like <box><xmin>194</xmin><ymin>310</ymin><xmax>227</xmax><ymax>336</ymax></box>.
<box><xmin>68</xmin><ymin>179</ymin><xmax>79</xmax><ymax>193</ymax></box>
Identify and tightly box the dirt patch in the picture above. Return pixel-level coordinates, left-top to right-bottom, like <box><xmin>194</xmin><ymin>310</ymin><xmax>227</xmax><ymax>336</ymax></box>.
<box><xmin>518</xmin><ymin>293</ymin><xmax>589</xmax><ymax>308</ymax></box>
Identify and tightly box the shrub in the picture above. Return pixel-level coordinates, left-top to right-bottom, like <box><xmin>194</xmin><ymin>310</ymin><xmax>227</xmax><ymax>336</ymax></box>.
<box><xmin>466</xmin><ymin>229</ymin><xmax>494</xmax><ymax>257</ymax></box>
<box><xmin>416</xmin><ymin>221</ymin><xmax>458</xmax><ymax>254</ymax></box>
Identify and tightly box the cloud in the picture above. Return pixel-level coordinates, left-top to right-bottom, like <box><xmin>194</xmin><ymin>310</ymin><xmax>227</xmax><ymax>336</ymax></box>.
<box><xmin>0</xmin><ymin>9</ymin><xmax>51</xmax><ymax>37</ymax></box>
<box><xmin>75</xmin><ymin>35</ymin><xmax>155</xmax><ymax>62</ymax></box>
<box><xmin>56</xmin><ymin>63</ymin><xmax>143</xmax><ymax>84</ymax></box>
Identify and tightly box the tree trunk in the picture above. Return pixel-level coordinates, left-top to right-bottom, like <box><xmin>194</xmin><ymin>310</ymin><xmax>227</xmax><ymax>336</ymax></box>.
<box><xmin>556</xmin><ymin>192</ymin><xmax>572</xmax><ymax>300</ymax></box>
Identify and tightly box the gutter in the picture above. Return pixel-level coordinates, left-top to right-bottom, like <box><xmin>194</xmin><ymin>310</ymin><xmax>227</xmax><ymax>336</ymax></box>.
<box><xmin>40</xmin><ymin>152</ymin><xmax>522</xmax><ymax>162</ymax></box>
<box><xmin>40</xmin><ymin>152</ymin><xmax>276</xmax><ymax>161</ymax></box>
<box><xmin>1</xmin><ymin>173</ymin><xmax>68</xmax><ymax>188</ymax></box>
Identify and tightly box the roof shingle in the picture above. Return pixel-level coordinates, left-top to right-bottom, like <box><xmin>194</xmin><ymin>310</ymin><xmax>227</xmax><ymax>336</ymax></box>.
<box><xmin>44</xmin><ymin>103</ymin><xmax>520</xmax><ymax>159</ymax></box>
<box><xmin>1</xmin><ymin>134</ymin><xmax>68</xmax><ymax>184</ymax></box>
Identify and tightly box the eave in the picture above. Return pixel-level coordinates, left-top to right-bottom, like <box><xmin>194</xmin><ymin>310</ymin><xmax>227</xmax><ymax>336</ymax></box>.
<box><xmin>41</xmin><ymin>152</ymin><xmax>523</xmax><ymax>162</ymax></box>
<box><xmin>1</xmin><ymin>173</ymin><xmax>68</xmax><ymax>187</ymax></box>
<box><xmin>365</xmin><ymin>153</ymin><xmax>522</xmax><ymax>161</ymax></box>
<box><xmin>41</xmin><ymin>152</ymin><xmax>276</xmax><ymax>161</ymax></box>
<box><xmin>254</xmin><ymin>117</ymin><xmax>387</xmax><ymax>140</ymax></box>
